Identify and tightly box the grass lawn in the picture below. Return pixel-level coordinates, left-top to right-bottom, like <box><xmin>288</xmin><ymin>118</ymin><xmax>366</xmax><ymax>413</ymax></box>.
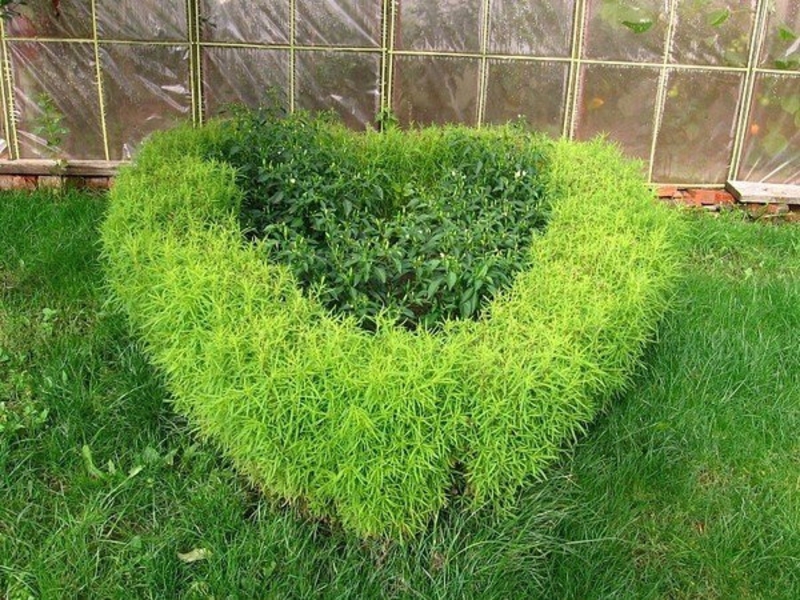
<box><xmin>1</xmin><ymin>189</ymin><xmax>798</xmax><ymax>599</ymax></box>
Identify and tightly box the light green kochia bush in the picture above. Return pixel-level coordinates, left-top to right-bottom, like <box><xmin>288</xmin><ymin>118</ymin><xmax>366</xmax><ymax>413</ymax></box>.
<box><xmin>101</xmin><ymin>121</ymin><xmax>684</xmax><ymax>539</ymax></box>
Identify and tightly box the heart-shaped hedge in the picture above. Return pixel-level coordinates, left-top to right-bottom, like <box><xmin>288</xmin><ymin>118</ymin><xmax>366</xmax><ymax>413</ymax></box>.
<box><xmin>102</xmin><ymin>117</ymin><xmax>684</xmax><ymax>539</ymax></box>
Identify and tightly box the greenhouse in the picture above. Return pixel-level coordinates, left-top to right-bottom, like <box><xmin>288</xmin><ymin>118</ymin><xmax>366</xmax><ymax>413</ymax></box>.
<box><xmin>0</xmin><ymin>0</ymin><xmax>798</xmax><ymax>183</ymax></box>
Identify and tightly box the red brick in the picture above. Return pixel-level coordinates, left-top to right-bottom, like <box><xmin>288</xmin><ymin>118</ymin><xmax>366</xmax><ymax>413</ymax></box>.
<box><xmin>765</xmin><ymin>203</ymin><xmax>790</xmax><ymax>214</ymax></box>
<box><xmin>656</xmin><ymin>186</ymin><xmax>679</xmax><ymax>198</ymax></box>
<box><xmin>715</xmin><ymin>190</ymin><xmax>735</xmax><ymax>204</ymax></box>
<box><xmin>685</xmin><ymin>189</ymin><xmax>735</xmax><ymax>206</ymax></box>
<box><xmin>0</xmin><ymin>174</ymin><xmax>37</xmax><ymax>190</ymax></box>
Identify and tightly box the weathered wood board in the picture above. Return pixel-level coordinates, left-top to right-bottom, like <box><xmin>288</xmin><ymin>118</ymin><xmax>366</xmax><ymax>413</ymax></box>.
<box><xmin>0</xmin><ymin>160</ymin><xmax>124</xmax><ymax>177</ymax></box>
<box><xmin>726</xmin><ymin>181</ymin><xmax>800</xmax><ymax>205</ymax></box>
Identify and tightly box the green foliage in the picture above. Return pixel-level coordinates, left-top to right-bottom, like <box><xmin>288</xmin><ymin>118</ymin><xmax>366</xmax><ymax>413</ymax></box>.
<box><xmin>0</xmin><ymin>0</ymin><xmax>23</xmax><ymax>21</ymax></box>
<box><xmin>101</xmin><ymin>121</ymin><xmax>684</xmax><ymax>539</ymax></box>
<box><xmin>210</xmin><ymin>109</ymin><xmax>550</xmax><ymax>330</ymax></box>
<box><xmin>32</xmin><ymin>92</ymin><xmax>68</xmax><ymax>157</ymax></box>
<box><xmin>0</xmin><ymin>311</ymin><xmax>53</xmax><ymax>439</ymax></box>
<box><xmin>621</xmin><ymin>19</ymin><xmax>654</xmax><ymax>34</ymax></box>
<box><xmin>706</xmin><ymin>8</ymin><xmax>730</xmax><ymax>27</ymax></box>
<box><xmin>3</xmin><ymin>189</ymin><xmax>798</xmax><ymax>598</ymax></box>
<box><xmin>599</xmin><ymin>1</ymin><xmax>657</xmax><ymax>34</ymax></box>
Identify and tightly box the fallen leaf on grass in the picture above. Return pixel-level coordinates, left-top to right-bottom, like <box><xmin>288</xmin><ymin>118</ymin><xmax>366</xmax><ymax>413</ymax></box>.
<box><xmin>178</xmin><ymin>548</ymin><xmax>212</xmax><ymax>563</ymax></box>
<box><xmin>81</xmin><ymin>444</ymin><xmax>106</xmax><ymax>479</ymax></box>
<box><xmin>694</xmin><ymin>521</ymin><xmax>706</xmax><ymax>535</ymax></box>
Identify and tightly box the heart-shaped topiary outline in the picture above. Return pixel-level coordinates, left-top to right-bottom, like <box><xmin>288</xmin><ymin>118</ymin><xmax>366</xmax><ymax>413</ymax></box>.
<box><xmin>102</xmin><ymin>121</ymin><xmax>684</xmax><ymax>539</ymax></box>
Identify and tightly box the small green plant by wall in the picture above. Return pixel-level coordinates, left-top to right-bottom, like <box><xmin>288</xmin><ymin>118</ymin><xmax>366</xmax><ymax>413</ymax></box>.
<box><xmin>31</xmin><ymin>92</ymin><xmax>69</xmax><ymax>158</ymax></box>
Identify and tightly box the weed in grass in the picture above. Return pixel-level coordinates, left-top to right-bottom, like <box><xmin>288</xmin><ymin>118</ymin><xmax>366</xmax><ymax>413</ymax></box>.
<box><xmin>31</xmin><ymin>92</ymin><xmax>69</xmax><ymax>158</ymax></box>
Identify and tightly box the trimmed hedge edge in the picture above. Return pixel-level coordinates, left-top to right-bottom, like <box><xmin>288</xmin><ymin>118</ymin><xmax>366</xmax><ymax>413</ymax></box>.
<box><xmin>101</xmin><ymin>122</ymin><xmax>685</xmax><ymax>539</ymax></box>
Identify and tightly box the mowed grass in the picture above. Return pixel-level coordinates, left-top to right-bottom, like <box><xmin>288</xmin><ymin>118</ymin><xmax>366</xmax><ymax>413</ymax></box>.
<box><xmin>1</xmin><ymin>189</ymin><xmax>798</xmax><ymax>598</ymax></box>
<box><xmin>540</xmin><ymin>212</ymin><xmax>800</xmax><ymax>598</ymax></box>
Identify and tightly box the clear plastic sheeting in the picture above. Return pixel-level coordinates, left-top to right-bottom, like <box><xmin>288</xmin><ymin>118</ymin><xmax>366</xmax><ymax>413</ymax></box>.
<box><xmin>199</xmin><ymin>0</ymin><xmax>290</xmax><ymax>45</ymax></box>
<box><xmin>203</xmin><ymin>48</ymin><xmax>289</xmax><ymax>117</ymax></box>
<box><xmin>0</xmin><ymin>0</ymin><xmax>799</xmax><ymax>184</ymax></box>
<box><xmin>396</xmin><ymin>0</ymin><xmax>483</xmax><ymax>53</ymax></box>
<box><xmin>671</xmin><ymin>0</ymin><xmax>756</xmax><ymax>67</ymax></box>
<box><xmin>295</xmin><ymin>51</ymin><xmax>380</xmax><ymax>129</ymax></box>
<box><xmin>739</xmin><ymin>73</ymin><xmax>800</xmax><ymax>183</ymax></box>
<box><xmin>296</xmin><ymin>0</ymin><xmax>382</xmax><ymax>47</ymax></box>
<box><xmin>652</xmin><ymin>70</ymin><xmax>743</xmax><ymax>184</ymax></box>
<box><xmin>393</xmin><ymin>56</ymin><xmax>480</xmax><ymax>126</ymax></box>
<box><xmin>759</xmin><ymin>0</ymin><xmax>800</xmax><ymax>72</ymax></box>
<box><xmin>9</xmin><ymin>42</ymin><xmax>104</xmax><ymax>159</ymax></box>
<box><xmin>96</xmin><ymin>0</ymin><xmax>187</xmax><ymax>41</ymax></box>
<box><xmin>484</xmin><ymin>60</ymin><xmax>568</xmax><ymax>137</ymax></box>
<box><xmin>100</xmin><ymin>44</ymin><xmax>191</xmax><ymax>160</ymax></box>
<box><xmin>489</xmin><ymin>1</ymin><xmax>575</xmax><ymax>57</ymax></box>
<box><xmin>583</xmin><ymin>0</ymin><xmax>668</xmax><ymax>62</ymax></box>
<box><xmin>6</xmin><ymin>0</ymin><xmax>92</xmax><ymax>39</ymax></box>
<box><xmin>575</xmin><ymin>64</ymin><xmax>659</xmax><ymax>160</ymax></box>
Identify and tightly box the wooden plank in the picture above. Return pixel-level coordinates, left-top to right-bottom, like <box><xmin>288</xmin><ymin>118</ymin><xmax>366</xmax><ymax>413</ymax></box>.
<box><xmin>0</xmin><ymin>159</ymin><xmax>126</xmax><ymax>177</ymax></box>
<box><xmin>726</xmin><ymin>180</ymin><xmax>800</xmax><ymax>205</ymax></box>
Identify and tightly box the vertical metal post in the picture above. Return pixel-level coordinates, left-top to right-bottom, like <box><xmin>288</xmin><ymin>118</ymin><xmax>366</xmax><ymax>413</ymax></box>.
<box><xmin>476</xmin><ymin>0</ymin><xmax>493</xmax><ymax>127</ymax></box>
<box><xmin>385</xmin><ymin>0</ymin><xmax>398</xmax><ymax>113</ymax></box>
<box><xmin>564</xmin><ymin>0</ymin><xmax>587</xmax><ymax>139</ymax></box>
<box><xmin>646</xmin><ymin>0</ymin><xmax>679</xmax><ymax>184</ymax></box>
<box><xmin>187</xmin><ymin>0</ymin><xmax>204</xmax><ymax>125</ymax></box>
<box><xmin>379</xmin><ymin>0</ymin><xmax>390</xmax><ymax>117</ymax></box>
<box><xmin>91</xmin><ymin>0</ymin><xmax>110</xmax><ymax>160</ymax></box>
<box><xmin>728</xmin><ymin>0</ymin><xmax>769</xmax><ymax>181</ymax></box>
<box><xmin>289</xmin><ymin>0</ymin><xmax>296</xmax><ymax>112</ymax></box>
<box><xmin>0</xmin><ymin>18</ymin><xmax>19</xmax><ymax>159</ymax></box>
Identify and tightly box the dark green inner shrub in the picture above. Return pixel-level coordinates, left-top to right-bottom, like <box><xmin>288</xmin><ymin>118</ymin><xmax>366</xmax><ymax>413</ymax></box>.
<box><xmin>207</xmin><ymin>109</ymin><xmax>551</xmax><ymax>330</ymax></box>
